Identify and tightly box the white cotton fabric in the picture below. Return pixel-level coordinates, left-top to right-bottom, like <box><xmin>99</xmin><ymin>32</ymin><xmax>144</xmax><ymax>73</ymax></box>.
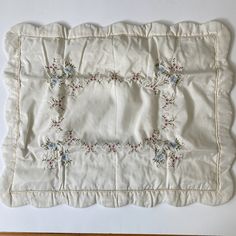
<box><xmin>0</xmin><ymin>20</ymin><xmax>235</xmax><ymax>207</ymax></box>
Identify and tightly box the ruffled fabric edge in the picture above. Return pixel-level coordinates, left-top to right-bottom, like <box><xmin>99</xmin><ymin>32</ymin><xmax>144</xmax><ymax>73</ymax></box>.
<box><xmin>0</xmin><ymin>30</ymin><xmax>21</xmax><ymax>207</ymax></box>
<box><xmin>0</xmin><ymin>20</ymin><xmax>235</xmax><ymax>208</ymax></box>
<box><xmin>6</xmin><ymin>20</ymin><xmax>236</xmax><ymax>38</ymax></box>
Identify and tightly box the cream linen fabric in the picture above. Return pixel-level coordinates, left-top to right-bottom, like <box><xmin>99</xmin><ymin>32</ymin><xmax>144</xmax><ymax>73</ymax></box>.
<box><xmin>0</xmin><ymin>21</ymin><xmax>235</xmax><ymax>207</ymax></box>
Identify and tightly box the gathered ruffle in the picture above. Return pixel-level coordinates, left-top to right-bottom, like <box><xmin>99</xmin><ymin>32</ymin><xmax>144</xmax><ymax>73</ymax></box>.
<box><xmin>7</xmin><ymin>20</ymin><xmax>232</xmax><ymax>38</ymax></box>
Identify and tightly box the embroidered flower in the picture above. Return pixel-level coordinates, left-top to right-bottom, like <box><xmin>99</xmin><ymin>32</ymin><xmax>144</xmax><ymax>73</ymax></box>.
<box><xmin>108</xmin><ymin>71</ymin><xmax>123</xmax><ymax>83</ymax></box>
<box><xmin>45</xmin><ymin>59</ymin><xmax>64</xmax><ymax>88</ymax></box>
<box><xmin>168</xmin><ymin>152</ymin><xmax>183</xmax><ymax>168</ymax></box>
<box><xmin>152</xmin><ymin>138</ymin><xmax>183</xmax><ymax>167</ymax></box>
<box><xmin>144</xmin><ymin>129</ymin><xmax>161</xmax><ymax>147</ymax></box>
<box><xmin>125</xmin><ymin>72</ymin><xmax>142</xmax><ymax>84</ymax></box>
<box><xmin>125</xmin><ymin>72</ymin><xmax>168</xmax><ymax>95</ymax></box>
<box><xmin>155</xmin><ymin>58</ymin><xmax>183</xmax><ymax>88</ymax></box>
<box><xmin>60</xmin><ymin>149</ymin><xmax>72</xmax><ymax>166</ymax></box>
<box><xmin>41</xmin><ymin>137</ymin><xmax>61</xmax><ymax>151</ymax></box>
<box><xmin>63</xmin><ymin>61</ymin><xmax>76</xmax><ymax>78</ymax></box>
<box><xmin>63</xmin><ymin>130</ymin><xmax>80</xmax><ymax>146</ymax></box>
<box><xmin>45</xmin><ymin>59</ymin><xmax>76</xmax><ymax>88</ymax></box>
<box><xmin>49</xmin><ymin>96</ymin><xmax>65</xmax><ymax>111</ymax></box>
<box><xmin>162</xmin><ymin>114</ymin><xmax>176</xmax><ymax>130</ymax></box>
<box><xmin>85</xmin><ymin>73</ymin><xmax>102</xmax><ymax>85</ymax></box>
<box><xmin>161</xmin><ymin>93</ymin><xmax>176</xmax><ymax>109</ymax></box>
<box><xmin>41</xmin><ymin>138</ymin><xmax>60</xmax><ymax>170</ymax></box>
<box><xmin>126</xmin><ymin>142</ymin><xmax>142</xmax><ymax>153</ymax></box>
<box><xmin>67</xmin><ymin>81</ymin><xmax>83</xmax><ymax>96</ymax></box>
<box><xmin>42</xmin><ymin>156</ymin><xmax>58</xmax><ymax>170</ymax></box>
<box><xmin>130</xmin><ymin>72</ymin><xmax>141</xmax><ymax>82</ymax></box>
<box><xmin>102</xmin><ymin>142</ymin><xmax>121</xmax><ymax>153</ymax></box>
<box><xmin>41</xmin><ymin>137</ymin><xmax>73</xmax><ymax>170</ymax></box>
<box><xmin>50</xmin><ymin>117</ymin><xmax>64</xmax><ymax>132</ymax></box>
<box><xmin>168</xmin><ymin>138</ymin><xmax>182</xmax><ymax>151</ymax></box>
<box><xmin>153</xmin><ymin>148</ymin><xmax>167</xmax><ymax>166</ymax></box>
<box><xmin>142</xmin><ymin>81</ymin><xmax>161</xmax><ymax>94</ymax></box>
<box><xmin>81</xmin><ymin>142</ymin><xmax>98</xmax><ymax>154</ymax></box>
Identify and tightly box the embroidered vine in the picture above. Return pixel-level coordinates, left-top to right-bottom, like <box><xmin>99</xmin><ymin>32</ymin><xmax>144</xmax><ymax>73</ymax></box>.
<box><xmin>45</xmin><ymin>58</ymin><xmax>184</xmax><ymax>96</ymax></box>
<box><xmin>42</xmin><ymin>57</ymin><xmax>185</xmax><ymax>170</ymax></box>
<box><xmin>41</xmin><ymin>129</ymin><xmax>184</xmax><ymax>169</ymax></box>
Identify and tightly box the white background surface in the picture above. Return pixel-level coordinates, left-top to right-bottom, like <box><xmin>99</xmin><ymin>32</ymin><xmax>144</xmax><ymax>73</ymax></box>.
<box><xmin>0</xmin><ymin>0</ymin><xmax>236</xmax><ymax>235</ymax></box>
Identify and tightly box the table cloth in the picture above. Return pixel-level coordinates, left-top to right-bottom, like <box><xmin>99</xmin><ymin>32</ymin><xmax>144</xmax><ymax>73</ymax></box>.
<box><xmin>0</xmin><ymin>20</ymin><xmax>235</xmax><ymax>207</ymax></box>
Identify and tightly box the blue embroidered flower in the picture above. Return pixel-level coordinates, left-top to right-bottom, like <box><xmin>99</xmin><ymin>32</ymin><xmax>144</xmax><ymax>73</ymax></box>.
<box><xmin>45</xmin><ymin>59</ymin><xmax>76</xmax><ymax>88</ymax></box>
<box><xmin>168</xmin><ymin>138</ymin><xmax>182</xmax><ymax>151</ymax></box>
<box><xmin>63</xmin><ymin>63</ymin><xmax>75</xmax><ymax>78</ymax></box>
<box><xmin>50</xmin><ymin>77</ymin><xmax>60</xmax><ymax>88</ymax></box>
<box><xmin>41</xmin><ymin>138</ymin><xmax>60</xmax><ymax>151</ymax></box>
<box><xmin>41</xmin><ymin>138</ymin><xmax>72</xmax><ymax>170</ymax></box>
<box><xmin>168</xmin><ymin>141</ymin><xmax>177</xmax><ymax>149</ymax></box>
<box><xmin>60</xmin><ymin>150</ymin><xmax>71</xmax><ymax>166</ymax></box>
<box><xmin>151</xmin><ymin>137</ymin><xmax>183</xmax><ymax>167</ymax></box>
<box><xmin>169</xmin><ymin>74</ymin><xmax>179</xmax><ymax>85</ymax></box>
<box><xmin>47</xmin><ymin>142</ymin><xmax>58</xmax><ymax>151</ymax></box>
<box><xmin>155</xmin><ymin>58</ymin><xmax>183</xmax><ymax>88</ymax></box>
<box><xmin>156</xmin><ymin>63</ymin><xmax>167</xmax><ymax>74</ymax></box>
<box><xmin>153</xmin><ymin>148</ymin><xmax>166</xmax><ymax>165</ymax></box>
<box><xmin>47</xmin><ymin>75</ymin><xmax>64</xmax><ymax>88</ymax></box>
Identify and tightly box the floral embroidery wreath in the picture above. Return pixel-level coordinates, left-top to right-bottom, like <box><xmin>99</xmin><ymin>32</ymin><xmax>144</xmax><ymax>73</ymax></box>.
<box><xmin>41</xmin><ymin>57</ymin><xmax>185</xmax><ymax>170</ymax></box>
